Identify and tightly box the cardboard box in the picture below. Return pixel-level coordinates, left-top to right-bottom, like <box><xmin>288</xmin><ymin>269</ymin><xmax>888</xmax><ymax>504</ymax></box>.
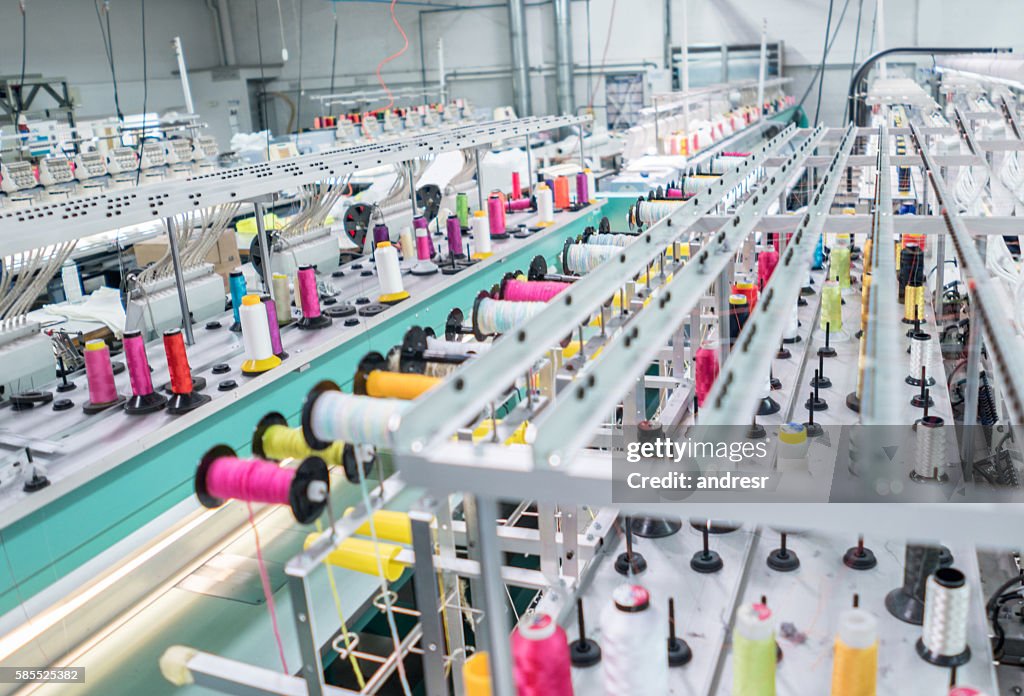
<box><xmin>133</xmin><ymin>229</ymin><xmax>240</xmax><ymax>270</ymax></box>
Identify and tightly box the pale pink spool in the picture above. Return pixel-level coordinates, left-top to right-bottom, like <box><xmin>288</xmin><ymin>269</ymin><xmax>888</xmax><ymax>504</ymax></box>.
<box><xmin>758</xmin><ymin>250</ymin><xmax>780</xmax><ymax>288</ymax></box>
<box><xmin>123</xmin><ymin>331</ymin><xmax>155</xmax><ymax>396</ymax></box>
<box><xmin>503</xmin><ymin>279</ymin><xmax>569</xmax><ymax>302</ymax></box>
<box><xmin>296</xmin><ymin>266</ymin><xmax>321</xmax><ymax>319</ymax></box>
<box><xmin>694</xmin><ymin>344</ymin><xmax>720</xmax><ymax>407</ymax></box>
<box><xmin>511</xmin><ymin>614</ymin><xmax>574</xmax><ymax>696</ymax></box>
<box><xmin>84</xmin><ymin>342</ymin><xmax>118</xmax><ymax>404</ymax></box>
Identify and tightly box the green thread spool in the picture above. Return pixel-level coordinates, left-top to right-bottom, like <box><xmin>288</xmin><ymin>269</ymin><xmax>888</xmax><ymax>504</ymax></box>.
<box><xmin>732</xmin><ymin>602</ymin><xmax>776</xmax><ymax>696</ymax></box>
<box><xmin>456</xmin><ymin>193</ymin><xmax>470</xmax><ymax>229</ymax></box>
<box><xmin>820</xmin><ymin>280</ymin><xmax>843</xmax><ymax>333</ymax></box>
<box><xmin>830</xmin><ymin>244</ymin><xmax>852</xmax><ymax>290</ymax></box>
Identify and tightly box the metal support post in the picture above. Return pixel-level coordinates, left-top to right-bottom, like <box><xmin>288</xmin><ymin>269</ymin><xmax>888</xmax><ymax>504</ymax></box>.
<box><xmin>165</xmin><ymin>217</ymin><xmax>195</xmax><ymax>346</ymax></box>
<box><xmin>410</xmin><ymin>508</ymin><xmax>449</xmax><ymax>695</ymax></box>
<box><xmin>474</xmin><ymin>496</ymin><xmax>515</xmax><ymax>696</ymax></box>
<box><xmin>288</xmin><ymin>574</ymin><xmax>327</xmax><ymax>696</ymax></box>
<box><xmin>253</xmin><ymin>200</ymin><xmax>273</xmax><ymax>291</ymax></box>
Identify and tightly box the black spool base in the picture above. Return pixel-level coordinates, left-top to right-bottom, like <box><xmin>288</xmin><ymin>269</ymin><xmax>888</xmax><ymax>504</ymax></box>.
<box><xmin>570</xmin><ymin>639</ymin><xmax>602</xmax><ymax>667</ymax></box>
<box><xmin>167</xmin><ymin>390</ymin><xmax>211</xmax><ymax>415</ymax></box>
<box><xmin>614</xmin><ymin>551</ymin><xmax>647</xmax><ymax>576</ymax></box>
<box><xmin>783</xmin><ymin>335</ymin><xmax>802</xmax><ymax>345</ymax></box>
<box><xmin>690</xmin><ymin>550</ymin><xmax>724</xmax><ymax>573</ymax></box>
<box><xmin>758</xmin><ymin>397</ymin><xmax>780</xmax><ymax>416</ymax></box>
<box><xmin>83</xmin><ymin>395</ymin><xmax>126</xmax><ymax>415</ymax></box>
<box><xmin>230</xmin><ymin>321</ymin><xmax>241</xmax><ymax>332</ymax></box>
<box><xmin>56</xmin><ymin>382</ymin><xmax>76</xmax><ymax>393</ymax></box>
<box><xmin>326</xmin><ymin>304</ymin><xmax>357</xmax><ymax>319</ymax></box>
<box><xmin>805</xmin><ymin>396</ymin><xmax>828</xmax><ymax>412</ymax></box>
<box><xmin>906</xmin><ymin>375</ymin><xmax>936</xmax><ymax>387</ymax></box>
<box><xmin>302</xmin><ymin>381</ymin><xmax>341</xmax><ymax>451</ymax></box>
<box><xmin>297</xmin><ymin>314</ymin><xmax>333</xmax><ymax>330</ymax></box>
<box><xmin>631</xmin><ymin>516</ymin><xmax>682</xmax><ymax>538</ymax></box>
<box><xmin>798</xmin><ymin>297</ymin><xmax>808</xmax><ymax>307</ymax></box>
<box><xmin>767</xmin><ymin>548</ymin><xmax>801</xmax><ymax>572</ymax></box>
<box><xmin>811</xmin><ymin>374</ymin><xmax>832</xmax><ymax>389</ymax></box>
<box><xmin>23</xmin><ymin>472</ymin><xmax>50</xmax><ymax>492</ymax></box>
<box><xmin>196</xmin><ymin>444</ymin><xmax>234</xmax><ymax>509</ymax></box>
<box><xmin>776</xmin><ymin>347</ymin><xmax>791</xmax><ymax>359</ymax></box>
<box><xmin>801</xmin><ymin>286</ymin><xmax>815</xmax><ymax>296</ymax></box>
<box><xmin>770</xmin><ymin>377</ymin><xmax>782</xmax><ymax>390</ymax></box>
<box><xmin>125</xmin><ymin>391</ymin><xmax>168</xmax><ymax>415</ymax></box>
<box><xmin>748</xmin><ymin>422</ymin><xmax>767</xmax><ymax>439</ymax></box>
<box><xmin>911</xmin><ymin>393</ymin><xmax>934</xmax><ymax>409</ymax></box>
<box><xmin>667</xmin><ymin>638</ymin><xmax>693</xmax><ymax>667</ymax></box>
<box><xmin>915</xmin><ymin>639</ymin><xmax>970</xmax><ymax>667</ymax></box>
<box><xmin>289</xmin><ymin>456</ymin><xmax>330</xmax><ymax>524</ymax></box>
<box><xmin>804</xmin><ymin>421</ymin><xmax>824</xmax><ymax>438</ymax></box>
<box><xmin>843</xmin><ymin>546</ymin><xmax>877</xmax><ymax>570</ymax></box>
<box><xmin>846</xmin><ymin>392</ymin><xmax>861</xmax><ymax>413</ymax></box>
<box><xmin>818</xmin><ymin>346</ymin><xmax>838</xmax><ymax>358</ymax></box>
<box><xmin>885</xmin><ymin>588</ymin><xmax>925</xmax><ymax>625</ymax></box>
<box><xmin>939</xmin><ymin>546</ymin><xmax>954</xmax><ymax>568</ymax></box>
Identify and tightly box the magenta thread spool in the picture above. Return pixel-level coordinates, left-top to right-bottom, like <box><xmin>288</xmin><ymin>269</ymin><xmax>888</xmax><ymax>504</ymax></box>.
<box><xmin>83</xmin><ymin>339</ymin><xmax>125</xmax><ymax>413</ymax></box>
<box><xmin>758</xmin><ymin>250</ymin><xmax>780</xmax><ymax>288</ymax></box>
<box><xmin>488</xmin><ymin>195</ymin><xmax>508</xmax><ymax>239</ymax></box>
<box><xmin>413</xmin><ymin>215</ymin><xmax>435</xmax><ymax>257</ymax></box>
<box><xmin>261</xmin><ymin>295</ymin><xmax>288</xmax><ymax>358</ymax></box>
<box><xmin>446</xmin><ymin>215</ymin><xmax>465</xmax><ymax>258</ymax></box>
<box><xmin>416</xmin><ymin>230</ymin><xmax>433</xmax><ymax>260</ymax></box>
<box><xmin>502</xmin><ymin>279</ymin><xmax>569</xmax><ymax>302</ymax></box>
<box><xmin>373</xmin><ymin>223</ymin><xmax>390</xmax><ymax>246</ymax></box>
<box><xmin>296</xmin><ymin>265</ymin><xmax>331</xmax><ymax>330</ymax></box>
<box><xmin>576</xmin><ymin>171</ymin><xmax>589</xmax><ymax>207</ymax></box>
<box><xmin>666</xmin><ymin>188</ymin><xmax>683</xmax><ymax>199</ymax></box>
<box><xmin>512</xmin><ymin>613</ymin><xmax>574</xmax><ymax>696</ymax></box>
<box><xmin>694</xmin><ymin>343</ymin><xmax>720</xmax><ymax>407</ymax></box>
<box><xmin>507</xmin><ymin>197</ymin><xmax>532</xmax><ymax>212</ymax></box>
<box><xmin>123</xmin><ymin>330</ymin><xmax>167</xmax><ymax>414</ymax></box>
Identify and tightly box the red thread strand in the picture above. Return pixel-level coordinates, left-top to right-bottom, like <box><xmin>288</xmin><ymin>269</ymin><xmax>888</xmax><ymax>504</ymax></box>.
<box><xmin>374</xmin><ymin>0</ymin><xmax>409</xmax><ymax>112</ymax></box>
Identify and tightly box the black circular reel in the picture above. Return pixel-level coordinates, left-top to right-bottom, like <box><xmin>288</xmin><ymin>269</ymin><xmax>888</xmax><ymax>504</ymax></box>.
<box><xmin>343</xmin><ymin>203</ymin><xmax>374</xmax><ymax>248</ymax></box>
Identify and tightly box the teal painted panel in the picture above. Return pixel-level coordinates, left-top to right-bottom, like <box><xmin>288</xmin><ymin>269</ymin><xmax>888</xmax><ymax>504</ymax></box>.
<box><xmin>0</xmin><ymin>200</ymin><xmax>631</xmax><ymax>616</ymax></box>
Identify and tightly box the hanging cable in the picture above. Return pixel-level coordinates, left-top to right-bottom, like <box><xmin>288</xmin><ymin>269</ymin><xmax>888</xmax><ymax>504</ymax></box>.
<box><xmin>795</xmin><ymin>0</ymin><xmax>851</xmax><ymax>119</ymax></box>
<box><xmin>848</xmin><ymin>0</ymin><xmax>864</xmax><ymax>88</ymax></box>
<box><xmin>276</xmin><ymin>0</ymin><xmax>288</xmax><ymax>61</ymax></box>
<box><xmin>588</xmin><ymin>0</ymin><xmax>618</xmax><ymax>109</ymax></box>
<box><xmin>813</xmin><ymin>0</ymin><xmax>835</xmax><ymax>125</ymax></box>
<box><xmin>294</xmin><ymin>0</ymin><xmax>304</xmax><ymax>144</ymax></box>
<box><xmin>375</xmin><ymin>0</ymin><xmax>410</xmax><ymax>112</ymax></box>
<box><xmin>14</xmin><ymin>1</ymin><xmax>27</xmax><ymax>126</ymax></box>
<box><xmin>329</xmin><ymin>2</ymin><xmax>339</xmax><ymax>113</ymax></box>
<box><xmin>94</xmin><ymin>0</ymin><xmax>124</xmax><ymax>122</ymax></box>
<box><xmin>135</xmin><ymin>0</ymin><xmax>148</xmax><ymax>186</ymax></box>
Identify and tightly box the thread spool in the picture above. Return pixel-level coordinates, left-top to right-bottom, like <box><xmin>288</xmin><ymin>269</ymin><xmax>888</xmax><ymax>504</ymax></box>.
<box><xmin>536</xmin><ymin>182</ymin><xmax>555</xmax><ymax>226</ymax></box>
<box><xmin>512</xmin><ymin>613</ymin><xmax>574</xmax><ymax>696</ymax></box>
<box><xmin>307</xmin><ymin>533</ymin><xmax>404</xmax><ymax>582</ymax></box>
<box><xmin>253</xmin><ymin>412</ymin><xmax>347</xmax><ymax>469</ymax></box>
<box><xmin>563</xmin><ymin>242</ymin><xmax>616</xmax><ymax>275</ymax></box>
<box><xmin>413</xmin><ymin>215</ymin><xmax>435</xmax><ymax>257</ymax></box>
<box><xmin>732</xmin><ymin>602</ymin><xmax>776</xmax><ymax>696</ymax></box>
<box><xmin>732</xmin><ymin>281</ymin><xmax>758</xmax><ymax>310</ymax></box>
<box><xmin>886</xmin><ymin>545</ymin><xmax>945</xmax><ymax>624</ymax></box>
<box><xmin>446</xmin><ymin>215</ymin><xmax>466</xmax><ymax>259</ymax></box>
<box><xmin>501</xmin><ymin>278</ymin><xmax>569</xmax><ymax>302</ymax></box>
<box><xmin>912</xmin><ymin>416</ymin><xmax>948</xmax><ymax>482</ymax></box>
<box><xmin>164</xmin><ymin>329</ymin><xmax>211</xmax><ymax>414</ymax></box>
<box><xmin>228</xmin><ymin>270</ymin><xmax>247</xmax><ymax>332</ymax></box>
<box><xmin>630</xmin><ymin>200</ymin><xmax>683</xmax><ymax>227</ymax></box>
<box><xmin>472</xmin><ymin>211</ymin><xmax>493</xmax><ymax>258</ymax></box>
<box><xmin>361</xmin><ymin>366</ymin><xmax>441</xmax><ymax>400</ymax></box>
<box><xmin>240</xmin><ymin>294</ymin><xmax>282</xmax><ymax>375</ymax></box>
<box><xmin>831</xmin><ymin>243</ymin><xmax>852</xmax><ymax>290</ymax></box>
<box><xmin>729</xmin><ymin>294</ymin><xmax>750</xmax><ymax>344</ymax></box>
<box><xmin>372</xmin><ymin>223</ymin><xmax>390</xmax><ymax>246</ymax></box>
<box><xmin>412</xmin><ymin>223</ymin><xmax>440</xmax><ymax>276</ymax></box>
<box><xmin>260</xmin><ymin>295</ymin><xmax>287</xmax><ymax>359</ymax></box>
<box><xmin>196</xmin><ymin>445</ymin><xmax>329</xmax><ymax>524</ymax></box>
<box><xmin>908</xmin><ymin>333</ymin><xmax>935</xmax><ymax>386</ymax></box>
<box><xmin>296</xmin><ymin>265</ymin><xmax>332</xmax><ymax>329</ymax></box>
<box><xmin>303</xmin><ymin>381</ymin><xmax>409</xmax><ymax>449</ymax></box>
<box><xmin>474</xmin><ymin>295</ymin><xmax>546</xmax><ymax>338</ymax></box>
<box><xmin>399</xmin><ymin>227</ymin><xmax>417</xmax><ymax>264</ymax></box>
<box><xmin>601</xmin><ymin>585</ymin><xmax>667</xmax><ymax>694</ymax></box>
<box><xmin>553</xmin><ymin>176</ymin><xmax>571</xmax><ymax>210</ymax></box>
<box><xmin>586</xmin><ymin>233</ymin><xmax>632</xmax><ymax>247</ymax></box>
<box><xmin>918</xmin><ymin>568</ymin><xmax>971</xmax><ymax>666</ymax></box>
<box><xmin>272</xmin><ymin>273</ymin><xmax>292</xmax><ymax>325</ymax></box>
<box><xmin>758</xmin><ymin>250</ymin><xmax>779</xmax><ymax>288</ymax></box>
<box><xmin>830</xmin><ymin>609</ymin><xmax>878</xmax><ymax>696</ymax></box>
<box><xmin>456</xmin><ymin>193</ymin><xmax>470</xmax><ymax>229</ymax></box>
<box><xmin>694</xmin><ymin>342</ymin><xmax>720</xmax><ymax>407</ymax></box>
<box><xmin>344</xmin><ymin>508</ymin><xmax>413</xmax><ymax>544</ymax></box>
<box><xmin>585</xmin><ymin>168</ymin><xmax>596</xmax><ymax>203</ymax></box>
<box><xmin>576</xmin><ymin>171</ymin><xmax>589</xmax><ymax>207</ymax></box>
<box><xmin>899</xmin><ymin>247</ymin><xmax>925</xmax><ymax>298</ymax></box>
<box><xmin>374</xmin><ymin>242</ymin><xmax>409</xmax><ymax>304</ymax></box>
<box><xmin>463</xmin><ymin>652</ymin><xmax>492</xmax><ymax>696</ymax></box>
<box><xmin>123</xmin><ymin>331</ymin><xmax>166</xmax><ymax>414</ymax></box>
<box><xmin>777</xmin><ymin>422</ymin><xmax>809</xmax><ymax>471</ymax></box>
<box><xmin>511</xmin><ymin>171</ymin><xmax>521</xmax><ymax>198</ymax></box>
<box><xmin>820</xmin><ymin>281</ymin><xmax>843</xmax><ymax>334</ymax></box>
<box><xmin>863</xmin><ymin>238</ymin><xmax>873</xmax><ymax>275</ymax></box>
<box><xmin>426</xmin><ymin>335</ymin><xmax>490</xmax><ymax>357</ymax></box>
<box><xmin>507</xmin><ymin>197</ymin><xmax>532</xmax><ymax>213</ymax></box>
<box><xmin>860</xmin><ymin>274</ymin><xmax>872</xmax><ymax>331</ymax></box>
<box><xmin>784</xmin><ymin>300</ymin><xmax>801</xmax><ymax>344</ymax></box>
<box><xmin>487</xmin><ymin>195</ymin><xmax>508</xmax><ymax>238</ymax></box>
<box><xmin>904</xmin><ymin>284</ymin><xmax>926</xmax><ymax>323</ymax></box>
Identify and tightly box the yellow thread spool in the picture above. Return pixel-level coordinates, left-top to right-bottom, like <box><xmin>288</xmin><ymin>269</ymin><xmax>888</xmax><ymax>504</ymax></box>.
<box><xmin>306</xmin><ymin>534</ymin><xmax>404</xmax><ymax>582</ymax></box>
<box><xmin>830</xmin><ymin>244</ymin><xmax>852</xmax><ymax>290</ymax></box>
<box><xmin>463</xmin><ymin>652</ymin><xmax>492</xmax><ymax>696</ymax></box>
<box><xmin>830</xmin><ymin>609</ymin><xmax>878</xmax><ymax>696</ymax></box>
<box><xmin>860</xmin><ymin>274</ymin><xmax>871</xmax><ymax>330</ymax></box>
<box><xmin>854</xmin><ymin>331</ymin><xmax>867</xmax><ymax>401</ymax></box>
<box><xmin>820</xmin><ymin>280</ymin><xmax>843</xmax><ymax>333</ymax></box>
<box><xmin>365</xmin><ymin>370</ymin><xmax>441</xmax><ymax>400</ymax></box>
<box><xmin>505</xmin><ymin>421</ymin><xmax>535</xmax><ymax>445</ymax></box>
<box><xmin>344</xmin><ymin>509</ymin><xmax>413</xmax><ymax>545</ymax></box>
<box><xmin>262</xmin><ymin>423</ymin><xmax>345</xmax><ymax>467</ymax></box>
<box><xmin>862</xmin><ymin>238</ymin><xmax>873</xmax><ymax>276</ymax></box>
<box><xmin>904</xmin><ymin>284</ymin><xmax>925</xmax><ymax>323</ymax></box>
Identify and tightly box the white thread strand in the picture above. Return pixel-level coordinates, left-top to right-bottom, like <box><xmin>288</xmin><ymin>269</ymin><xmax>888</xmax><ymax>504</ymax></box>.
<box><xmin>426</xmin><ymin>336</ymin><xmax>491</xmax><ymax>356</ymax></box>
<box><xmin>476</xmin><ymin>297</ymin><xmax>547</xmax><ymax>335</ymax></box>
<box><xmin>565</xmin><ymin>243</ymin><xmax>617</xmax><ymax>274</ymax></box>
<box><xmin>921</xmin><ymin>569</ymin><xmax>970</xmax><ymax>659</ymax></box>
<box><xmin>310</xmin><ymin>391</ymin><xmax>408</xmax><ymax>447</ymax></box>
<box><xmin>914</xmin><ymin>418</ymin><xmax>947</xmax><ymax>479</ymax></box>
<box><xmin>633</xmin><ymin>200</ymin><xmax>684</xmax><ymax>226</ymax></box>
<box><xmin>587</xmin><ymin>233</ymin><xmax>635</xmax><ymax>247</ymax></box>
<box><xmin>375</xmin><ymin>244</ymin><xmax>406</xmax><ymax>297</ymax></box>
<box><xmin>600</xmin><ymin>586</ymin><xmax>667</xmax><ymax>695</ymax></box>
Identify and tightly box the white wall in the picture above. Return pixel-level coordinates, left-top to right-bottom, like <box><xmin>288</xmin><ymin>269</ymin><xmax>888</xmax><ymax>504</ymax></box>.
<box><xmin>226</xmin><ymin>0</ymin><xmax>1024</xmax><ymax>131</ymax></box>
<box><xmin>0</xmin><ymin>0</ymin><xmax>222</xmax><ymax>120</ymax></box>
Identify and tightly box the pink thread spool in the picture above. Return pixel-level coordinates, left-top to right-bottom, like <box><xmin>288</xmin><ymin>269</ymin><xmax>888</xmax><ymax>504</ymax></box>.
<box><xmin>576</xmin><ymin>171</ymin><xmax>589</xmax><ymax>206</ymax></box>
<box><xmin>416</xmin><ymin>229</ymin><xmax>433</xmax><ymax>260</ymax></box>
<box><xmin>512</xmin><ymin>171</ymin><xmax>521</xmax><ymax>198</ymax></box>
<box><xmin>261</xmin><ymin>295</ymin><xmax>287</xmax><ymax>358</ymax></box>
<box><xmin>666</xmin><ymin>188</ymin><xmax>684</xmax><ymax>199</ymax></box>
<box><xmin>413</xmin><ymin>215</ymin><xmax>435</xmax><ymax>257</ymax></box>
<box><xmin>502</xmin><ymin>279</ymin><xmax>569</xmax><ymax>302</ymax></box>
<box><xmin>446</xmin><ymin>215</ymin><xmax>465</xmax><ymax>258</ymax></box>
<box><xmin>758</xmin><ymin>250</ymin><xmax>779</xmax><ymax>289</ymax></box>
<box><xmin>123</xmin><ymin>330</ymin><xmax>166</xmax><ymax>414</ymax></box>
<box><xmin>694</xmin><ymin>344</ymin><xmax>720</xmax><ymax>407</ymax></box>
<box><xmin>512</xmin><ymin>614</ymin><xmax>574</xmax><ymax>696</ymax></box>
<box><xmin>296</xmin><ymin>265</ymin><xmax>331</xmax><ymax>330</ymax></box>
<box><xmin>83</xmin><ymin>339</ymin><xmax>124</xmax><ymax>413</ymax></box>
<box><xmin>196</xmin><ymin>445</ymin><xmax>329</xmax><ymax>524</ymax></box>
<box><xmin>507</xmin><ymin>197</ymin><xmax>532</xmax><ymax>212</ymax></box>
<box><xmin>488</xmin><ymin>195</ymin><xmax>508</xmax><ymax>238</ymax></box>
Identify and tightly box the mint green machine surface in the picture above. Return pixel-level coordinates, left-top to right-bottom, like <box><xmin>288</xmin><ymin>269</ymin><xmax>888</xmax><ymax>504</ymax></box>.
<box><xmin>0</xmin><ymin>200</ymin><xmax>630</xmax><ymax>616</ymax></box>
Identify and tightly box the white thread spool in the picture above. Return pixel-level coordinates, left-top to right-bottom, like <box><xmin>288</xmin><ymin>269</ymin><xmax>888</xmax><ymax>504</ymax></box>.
<box><xmin>476</xmin><ymin>297</ymin><xmax>546</xmax><ymax>335</ymax></box>
<box><xmin>913</xmin><ymin>416</ymin><xmax>947</xmax><ymax>480</ymax></box>
<box><xmin>472</xmin><ymin>211</ymin><xmax>493</xmax><ymax>257</ymax></box>
<box><xmin>239</xmin><ymin>294</ymin><xmax>280</xmax><ymax>374</ymax></box>
<box><xmin>585</xmin><ymin>168</ymin><xmax>596</xmax><ymax>203</ymax></box>
<box><xmin>426</xmin><ymin>336</ymin><xmax>491</xmax><ymax>356</ymax></box>
<box><xmin>777</xmin><ymin>422</ymin><xmax>809</xmax><ymax>471</ymax></box>
<box><xmin>837</xmin><ymin>608</ymin><xmax>878</xmax><ymax>649</ymax></box>
<box><xmin>600</xmin><ymin>585</ymin><xmax>666</xmax><ymax>695</ymax></box>
<box><xmin>919</xmin><ymin>567</ymin><xmax>970</xmax><ymax>665</ymax></box>
<box><xmin>588</xmin><ymin>233</ymin><xmax>633</xmax><ymax>247</ymax></box>
<box><xmin>565</xmin><ymin>243</ymin><xmax>616</xmax><ymax>274</ymax></box>
<box><xmin>909</xmin><ymin>333</ymin><xmax>933</xmax><ymax>382</ymax></box>
<box><xmin>375</xmin><ymin>242</ymin><xmax>408</xmax><ymax>303</ymax></box>
<box><xmin>399</xmin><ymin>227</ymin><xmax>416</xmax><ymax>265</ymax></box>
<box><xmin>272</xmin><ymin>273</ymin><xmax>292</xmax><ymax>325</ymax></box>
<box><xmin>310</xmin><ymin>390</ymin><xmax>408</xmax><ymax>446</ymax></box>
<box><xmin>784</xmin><ymin>300</ymin><xmax>800</xmax><ymax>342</ymax></box>
<box><xmin>536</xmin><ymin>182</ymin><xmax>555</xmax><ymax>226</ymax></box>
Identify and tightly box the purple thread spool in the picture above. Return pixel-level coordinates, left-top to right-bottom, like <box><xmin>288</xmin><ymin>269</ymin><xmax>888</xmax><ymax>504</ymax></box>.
<box><xmin>446</xmin><ymin>215</ymin><xmax>465</xmax><ymax>258</ymax></box>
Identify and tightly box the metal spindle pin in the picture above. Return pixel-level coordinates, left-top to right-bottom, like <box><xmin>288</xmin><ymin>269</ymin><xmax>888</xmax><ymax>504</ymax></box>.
<box><xmin>56</xmin><ymin>355</ymin><xmax>75</xmax><ymax>392</ymax></box>
<box><xmin>569</xmin><ymin>597</ymin><xmax>601</xmax><ymax>666</ymax></box>
<box><xmin>667</xmin><ymin>597</ymin><xmax>693</xmax><ymax>666</ymax></box>
<box><xmin>767</xmin><ymin>531</ymin><xmax>800</xmax><ymax>571</ymax></box>
<box><xmin>912</xmin><ymin>366</ymin><xmax>933</xmax><ymax>408</ymax></box>
<box><xmin>819</xmin><ymin>321</ymin><xmax>837</xmax><ymax>358</ymax></box>
<box><xmin>578</xmin><ymin>326</ymin><xmax>586</xmax><ymax>361</ymax></box>
<box><xmin>615</xmin><ymin>516</ymin><xmax>648</xmax><ymax>575</ymax></box>
<box><xmin>690</xmin><ymin>520</ymin><xmax>723</xmax><ymax>573</ymax></box>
